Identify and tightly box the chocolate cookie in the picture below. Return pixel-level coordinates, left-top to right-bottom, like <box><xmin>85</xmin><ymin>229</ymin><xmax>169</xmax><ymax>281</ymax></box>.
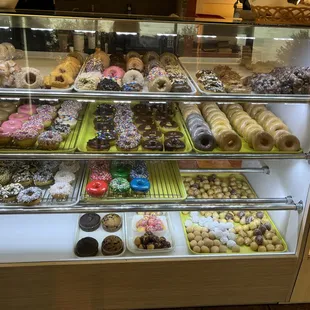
<box><xmin>79</xmin><ymin>213</ymin><xmax>101</xmax><ymax>232</ymax></box>
<box><xmin>75</xmin><ymin>237</ymin><xmax>98</xmax><ymax>257</ymax></box>
<box><xmin>101</xmin><ymin>214</ymin><xmax>122</xmax><ymax>232</ymax></box>
<box><xmin>101</xmin><ymin>235</ymin><xmax>124</xmax><ymax>256</ymax></box>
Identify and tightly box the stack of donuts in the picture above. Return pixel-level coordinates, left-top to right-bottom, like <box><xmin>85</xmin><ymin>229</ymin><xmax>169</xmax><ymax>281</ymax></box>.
<box><xmin>0</xmin><ymin>99</ymin><xmax>82</xmax><ymax>150</ymax></box>
<box><xmin>200</xmin><ymin>102</ymin><xmax>242</xmax><ymax>151</ymax></box>
<box><xmin>220</xmin><ymin>103</ymin><xmax>275</xmax><ymax>151</ymax></box>
<box><xmin>44</xmin><ymin>53</ymin><xmax>83</xmax><ymax>89</ymax></box>
<box><xmin>242</xmin><ymin>103</ymin><xmax>300</xmax><ymax>151</ymax></box>
<box><xmin>179</xmin><ymin>103</ymin><xmax>216</xmax><ymax>151</ymax></box>
<box><xmin>86</xmin><ymin>160</ymin><xmax>151</xmax><ymax>198</ymax></box>
<box><xmin>0</xmin><ymin>160</ymin><xmax>80</xmax><ymax>205</ymax></box>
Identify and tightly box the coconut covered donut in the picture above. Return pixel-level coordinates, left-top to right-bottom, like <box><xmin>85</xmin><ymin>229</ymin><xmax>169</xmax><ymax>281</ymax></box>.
<box><xmin>15</xmin><ymin>67</ymin><xmax>43</xmax><ymax>89</ymax></box>
<box><xmin>126</xmin><ymin>57</ymin><xmax>144</xmax><ymax>72</ymax></box>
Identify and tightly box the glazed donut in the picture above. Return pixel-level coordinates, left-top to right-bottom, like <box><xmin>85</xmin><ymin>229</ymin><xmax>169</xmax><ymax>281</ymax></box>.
<box><xmin>218</xmin><ymin>130</ymin><xmax>242</xmax><ymax>151</ymax></box>
<box><xmin>122</xmin><ymin>70</ymin><xmax>144</xmax><ymax>87</ymax></box>
<box><xmin>142</xmin><ymin>51</ymin><xmax>159</xmax><ymax>64</ymax></box>
<box><xmin>103</xmin><ymin>66</ymin><xmax>125</xmax><ymax>79</ymax></box>
<box><xmin>250</xmin><ymin>131</ymin><xmax>274</xmax><ymax>151</ymax></box>
<box><xmin>148</xmin><ymin>76</ymin><xmax>171</xmax><ymax>92</ymax></box>
<box><xmin>249</xmin><ymin>105</ymin><xmax>266</xmax><ymax>118</ymax></box>
<box><xmin>93</xmin><ymin>48</ymin><xmax>110</xmax><ymax>68</ymax></box>
<box><xmin>86</xmin><ymin>180</ymin><xmax>108</xmax><ymax>197</ymax></box>
<box><xmin>126</xmin><ymin>57</ymin><xmax>144</xmax><ymax>72</ymax></box>
<box><xmin>275</xmin><ymin>133</ymin><xmax>300</xmax><ymax>151</ymax></box>
<box><xmin>267</xmin><ymin>120</ymin><xmax>289</xmax><ymax>135</ymax></box>
<box><xmin>109</xmin><ymin>177</ymin><xmax>130</xmax><ymax>194</ymax></box>
<box><xmin>0</xmin><ymin>102</ymin><xmax>17</xmax><ymax>114</ymax></box>
<box><xmin>126</xmin><ymin>51</ymin><xmax>140</xmax><ymax>61</ymax></box>
<box><xmin>256</xmin><ymin>111</ymin><xmax>275</xmax><ymax>124</ymax></box>
<box><xmin>15</xmin><ymin>67</ymin><xmax>43</xmax><ymax>89</ymax></box>
<box><xmin>130</xmin><ymin>178</ymin><xmax>150</xmax><ymax>193</ymax></box>
<box><xmin>160</xmin><ymin>52</ymin><xmax>178</xmax><ymax>66</ymax></box>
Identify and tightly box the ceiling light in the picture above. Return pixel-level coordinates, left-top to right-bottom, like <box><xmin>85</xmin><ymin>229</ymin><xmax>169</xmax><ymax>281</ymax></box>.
<box><xmin>197</xmin><ymin>35</ymin><xmax>217</xmax><ymax>38</ymax></box>
<box><xmin>236</xmin><ymin>36</ymin><xmax>255</xmax><ymax>40</ymax></box>
<box><xmin>116</xmin><ymin>32</ymin><xmax>138</xmax><ymax>35</ymax></box>
<box><xmin>74</xmin><ymin>30</ymin><xmax>96</xmax><ymax>34</ymax></box>
<box><xmin>157</xmin><ymin>33</ymin><xmax>177</xmax><ymax>37</ymax></box>
<box><xmin>0</xmin><ymin>26</ymin><xmax>9</xmax><ymax>30</ymax></box>
<box><xmin>31</xmin><ymin>28</ymin><xmax>53</xmax><ymax>31</ymax></box>
<box><xmin>274</xmin><ymin>37</ymin><xmax>294</xmax><ymax>41</ymax></box>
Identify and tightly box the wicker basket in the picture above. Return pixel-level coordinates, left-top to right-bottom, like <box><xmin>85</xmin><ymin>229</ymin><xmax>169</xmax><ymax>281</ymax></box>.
<box><xmin>251</xmin><ymin>5</ymin><xmax>310</xmax><ymax>25</ymax></box>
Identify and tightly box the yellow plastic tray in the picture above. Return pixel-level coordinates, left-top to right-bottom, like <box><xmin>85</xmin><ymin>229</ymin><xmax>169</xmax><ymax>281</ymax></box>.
<box><xmin>81</xmin><ymin>161</ymin><xmax>187</xmax><ymax>204</ymax></box>
<box><xmin>180</xmin><ymin>107</ymin><xmax>303</xmax><ymax>154</ymax></box>
<box><xmin>0</xmin><ymin>105</ymin><xmax>85</xmax><ymax>153</ymax></box>
<box><xmin>77</xmin><ymin>102</ymin><xmax>192</xmax><ymax>153</ymax></box>
<box><xmin>180</xmin><ymin>172</ymin><xmax>288</xmax><ymax>254</ymax></box>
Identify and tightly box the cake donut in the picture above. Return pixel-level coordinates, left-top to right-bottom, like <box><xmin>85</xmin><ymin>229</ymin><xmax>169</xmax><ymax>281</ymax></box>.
<box><xmin>15</xmin><ymin>67</ymin><xmax>43</xmax><ymax>89</ymax></box>
<box><xmin>142</xmin><ymin>51</ymin><xmax>159</xmax><ymax>64</ymax></box>
<box><xmin>17</xmin><ymin>187</ymin><xmax>42</xmax><ymax>206</ymax></box>
<box><xmin>126</xmin><ymin>51</ymin><xmax>140</xmax><ymax>60</ymax></box>
<box><xmin>103</xmin><ymin>66</ymin><xmax>125</xmax><ymax>79</ymax></box>
<box><xmin>126</xmin><ymin>57</ymin><xmax>144</xmax><ymax>72</ymax></box>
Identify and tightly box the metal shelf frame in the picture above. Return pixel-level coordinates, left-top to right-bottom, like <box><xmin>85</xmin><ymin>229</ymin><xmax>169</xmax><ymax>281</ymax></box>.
<box><xmin>0</xmin><ymin>196</ymin><xmax>302</xmax><ymax>214</ymax></box>
<box><xmin>1</xmin><ymin>90</ymin><xmax>310</xmax><ymax>103</ymax></box>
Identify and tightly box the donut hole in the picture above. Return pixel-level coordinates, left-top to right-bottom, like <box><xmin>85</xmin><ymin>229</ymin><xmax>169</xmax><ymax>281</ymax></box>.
<box><xmin>25</xmin><ymin>73</ymin><xmax>37</xmax><ymax>85</ymax></box>
<box><xmin>157</xmin><ymin>81</ymin><xmax>166</xmax><ymax>90</ymax></box>
<box><xmin>200</xmin><ymin>137</ymin><xmax>212</xmax><ymax>147</ymax></box>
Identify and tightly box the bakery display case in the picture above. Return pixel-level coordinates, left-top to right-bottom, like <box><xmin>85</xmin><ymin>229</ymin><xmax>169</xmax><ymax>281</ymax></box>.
<box><xmin>0</xmin><ymin>9</ymin><xmax>310</xmax><ymax>310</ymax></box>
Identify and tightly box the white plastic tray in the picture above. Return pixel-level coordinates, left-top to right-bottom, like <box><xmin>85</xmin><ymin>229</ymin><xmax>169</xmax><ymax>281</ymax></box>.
<box><xmin>125</xmin><ymin>212</ymin><xmax>175</xmax><ymax>255</ymax></box>
<box><xmin>74</xmin><ymin>212</ymin><xmax>126</xmax><ymax>259</ymax></box>
<box><xmin>1</xmin><ymin>51</ymin><xmax>83</xmax><ymax>92</ymax></box>
<box><xmin>179</xmin><ymin>56</ymin><xmax>252</xmax><ymax>95</ymax></box>
<box><xmin>74</xmin><ymin>56</ymin><xmax>197</xmax><ymax>95</ymax></box>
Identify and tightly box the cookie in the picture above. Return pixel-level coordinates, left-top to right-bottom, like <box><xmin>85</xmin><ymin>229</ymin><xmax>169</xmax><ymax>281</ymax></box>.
<box><xmin>74</xmin><ymin>237</ymin><xmax>98</xmax><ymax>257</ymax></box>
<box><xmin>79</xmin><ymin>213</ymin><xmax>101</xmax><ymax>232</ymax></box>
<box><xmin>101</xmin><ymin>235</ymin><xmax>124</xmax><ymax>256</ymax></box>
<box><xmin>101</xmin><ymin>214</ymin><xmax>122</xmax><ymax>232</ymax></box>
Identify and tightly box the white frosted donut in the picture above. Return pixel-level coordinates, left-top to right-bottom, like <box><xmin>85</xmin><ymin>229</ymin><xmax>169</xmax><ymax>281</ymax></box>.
<box><xmin>15</xmin><ymin>67</ymin><xmax>43</xmax><ymax>89</ymax></box>
<box><xmin>122</xmin><ymin>69</ymin><xmax>144</xmax><ymax>86</ymax></box>
<box><xmin>59</xmin><ymin>161</ymin><xmax>80</xmax><ymax>173</ymax></box>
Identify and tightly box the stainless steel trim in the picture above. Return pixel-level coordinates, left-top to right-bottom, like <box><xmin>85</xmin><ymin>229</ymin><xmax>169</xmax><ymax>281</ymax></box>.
<box><xmin>0</xmin><ymin>202</ymin><xmax>300</xmax><ymax>214</ymax></box>
<box><xmin>180</xmin><ymin>166</ymin><xmax>270</xmax><ymax>174</ymax></box>
<box><xmin>0</xmin><ymin>89</ymin><xmax>310</xmax><ymax>103</ymax></box>
<box><xmin>0</xmin><ymin>197</ymin><xmax>301</xmax><ymax>214</ymax></box>
<box><xmin>0</xmin><ymin>153</ymin><xmax>306</xmax><ymax>160</ymax></box>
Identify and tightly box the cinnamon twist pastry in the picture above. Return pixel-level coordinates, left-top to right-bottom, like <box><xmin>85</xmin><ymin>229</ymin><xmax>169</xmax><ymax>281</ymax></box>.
<box><xmin>201</xmin><ymin>103</ymin><xmax>241</xmax><ymax>151</ymax></box>
<box><xmin>221</xmin><ymin>104</ymin><xmax>274</xmax><ymax>151</ymax></box>
<box><xmin>242</xmin><ymin>103</ymin><xmax>300</xmax><ymax>151</ymax></box>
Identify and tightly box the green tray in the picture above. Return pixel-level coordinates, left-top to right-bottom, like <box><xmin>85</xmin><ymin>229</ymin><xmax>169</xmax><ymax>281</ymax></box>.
<box><xmin>180</xmin><ymin>107</ymin><xmax>303</xmax><ymax>154</ymax></box>
<box><xmin>77</xmin><ymin>102</ymin><xmax>192</xmax><ymax>153</ymax></box>
<box><xmin>179</xmin><ymin>172</ymin><xmax>288</xmax><ymax>254</ymax></box>
<box><xmin>81</xmin><ymin>161</ymin><xmax>187</xmax><ymax>204</ymax></box>
<box><xmin>0</xmin><ymin>104</ymin><xmax>86</xmax><ymax>153</ymax></box>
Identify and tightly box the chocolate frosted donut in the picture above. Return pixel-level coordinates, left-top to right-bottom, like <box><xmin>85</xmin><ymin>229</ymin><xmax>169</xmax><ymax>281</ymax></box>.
<box><xmin>87</xmin><ymin>138</ymin><xmax>110</xmax><ymax>151</ymax></box>
<box><xmin>142</xmin><ymin>139</ymin><xmax>163</xmax><ymax>151</ymax></box>
<box><xmin>138</xmin><ymin>123</ymin><xmax>157</xmax><ymax>133</ymax></box>
<box><xmin>143</xmin><ymin>130</ymin><xmax>162</xmax><ymax>141</ymax></box>
<box><xmin>164</xmin><ymin>137</ymin><xmax>185</xmax><ymax>151</ymax></box>
<box><xmin>164</xmin><ymin>131</ymin><xmax>184</xmax><ymax>141</ymax></box>
<box><xmin>97</xmin><ymin>78</ymin><xmax>121</xmax><ymax>91</ymax></box>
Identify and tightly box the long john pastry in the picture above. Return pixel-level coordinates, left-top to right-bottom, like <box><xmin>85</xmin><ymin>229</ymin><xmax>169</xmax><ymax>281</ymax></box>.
<box><xmin>242</xmin><ymin>103</ymin><xmax>300</xmax><ymax>152</ymax></box>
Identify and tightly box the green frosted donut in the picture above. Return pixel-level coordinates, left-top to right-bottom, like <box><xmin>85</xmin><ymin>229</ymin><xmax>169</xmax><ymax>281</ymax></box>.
<box><xmin>111</xmin><ymin>166</ymin><xmax>130</xmax><ymax>179</ymax></box>
<box><xmin>110</xmin><ymin>177</ymin><xmax>130</xmax><ymax>194</ymax></box>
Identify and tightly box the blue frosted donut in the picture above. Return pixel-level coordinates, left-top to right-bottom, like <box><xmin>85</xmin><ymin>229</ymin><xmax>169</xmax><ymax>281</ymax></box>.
<box><xmin>130</xmin><ymin>178</ymin><xmax>150</xmax><ymax>193</ymax></box>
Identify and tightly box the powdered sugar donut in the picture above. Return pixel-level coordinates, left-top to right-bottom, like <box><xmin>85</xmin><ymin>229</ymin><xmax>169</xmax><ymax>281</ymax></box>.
<box><xmin>49</xmin><ymin>182</ymin><xmax>73</xmax><ymax>199</ymax></box>
<box><xmin>54</xmin><ymin>170</ymin><xmax>76</xmax><ymax>184</ymax></box>
<box><xmin>15</xmin><ymin>67</ymin><xmax>43</xmax><ymax>89</ymax></box>
<box><xmin>103</xmin><ymin>66</ymin><xmax>125</xmax><ymax>79</ymax></box>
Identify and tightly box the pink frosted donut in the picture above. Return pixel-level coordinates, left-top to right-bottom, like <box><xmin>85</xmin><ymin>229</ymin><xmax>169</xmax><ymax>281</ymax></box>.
<box><xmin>18</xmin><ymin>104</ymin><xmax>37</xmax><ymax>115</ymax></box>
<box><xmin>9</xmin><ymin>113</ymin><xmax>29</xmax><ymax>123</ymax></box>
<box><xmin>1</xmin><ymin>119</ymin><xmax>23</xmax><ymax>133</ymax></box>
<box><xmin>103</xmin><ymin>66</ymin><xmax>125</xmax><ymax>79</ymax></box>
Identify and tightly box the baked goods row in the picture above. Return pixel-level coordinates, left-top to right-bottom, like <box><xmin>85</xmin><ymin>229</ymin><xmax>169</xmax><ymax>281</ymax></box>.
<box><xmin>81</xmin><ymin>102</ymin><xmax>190</xmax><ymax>153</ymax></box>
<box><xmin>0</xmin><ymin>99</ymin><xmax>82</xmax><ymax>151</ymax></box>
<box><xmin>74</xmin><ymin>209</ymin><xmax>286</xmax><ymax>258</ymax></box>
<box><xmin>75</xmin><ymin>49</ymin><xmax>193</xmax><ymax>93</ymax></box>
<box><xmin>0</xmin><ymin>160</ymin><xmax>81</xmax><ymax>205</ymax></box>
<box><xmin>180</xmin><ymin>102</ymin><xmax>301</xmax><ymax>152</ymax></box>
<box><xmin>192</xmin><ymin>63</ymin><xmax>310</xmax><ymax>95</ymax></box>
